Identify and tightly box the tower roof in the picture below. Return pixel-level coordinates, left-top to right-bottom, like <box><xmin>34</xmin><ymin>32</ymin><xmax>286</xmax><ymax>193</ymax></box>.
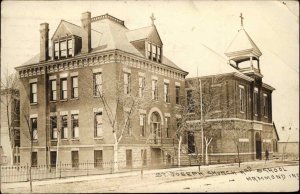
<box><xmin>225</xmin><ymin>28</ymin><xmax>262</xmax><ymax>62</ymax></box>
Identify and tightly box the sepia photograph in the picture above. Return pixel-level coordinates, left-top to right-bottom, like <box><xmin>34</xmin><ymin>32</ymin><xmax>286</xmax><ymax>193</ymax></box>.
<box><xmin>1</xmin><ymin>0</ymin><xmax>299</xmax><ymax>193</ymax></box>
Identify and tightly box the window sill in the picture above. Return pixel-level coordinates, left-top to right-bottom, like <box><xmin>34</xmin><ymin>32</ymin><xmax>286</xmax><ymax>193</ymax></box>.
<box><xmin>71</xmin><ymin>138</ymin><xmax>80</xmax><ymax>141</ymax></box>
<box><xmin>49</xmin><ymin>101</ymin><xmax>57</xmax><ymax>103</ymax></box>
<box><xmin>264</xmin><ymin>116</ymin><xmax>268</xmax><ymax>118</ymax></box>
<box><xmin>32</xmin><ymin>140</ymin><xmax>38</xmax><ymax>142</ymax></box>
<box><xmin>94</xmin><ymin>137</ymin><xmax>104</xmax><ymax>140</ymax></box>
<box><xmin>30</xmin><ymin>103</ymin><xmax>38</xmax><ymax>106</ymax></box>
<box><xmin>240</xmin><ymin>111</ymin><xmax>245</xmax><ymax>114</ymax></box>
<box><xmin>254</xmin><ymin>114</ymin><xmax>258</xmax><ymax>116</ymax></box>
<box><xmin>70</xmin><ymin>98</ymin><xmax>79</xmax><ymax>101</ymax></box>
<box><xmin>50</xmin><ymin>139</ymin><xmax>57</xmax><ymax>142</ymax></box>
<box><xmin>60</xmin><ymin>99</ymin><xmax>68</xmax><ymax>102</ymax></box>
<box><xmin>61</xmin><ymin>138</ymin><xmax>68</xmax><ymax>141</ymax></box>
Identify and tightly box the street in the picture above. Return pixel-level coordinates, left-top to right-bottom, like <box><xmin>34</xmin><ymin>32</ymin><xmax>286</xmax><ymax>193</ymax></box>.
<box><xmin>1</xmin><ymin>160</ymin><xmax>299</xmax><ymax>193</ymax></box>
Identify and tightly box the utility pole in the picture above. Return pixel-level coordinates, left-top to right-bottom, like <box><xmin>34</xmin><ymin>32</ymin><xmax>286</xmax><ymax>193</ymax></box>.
<box><xmin>197</xmin><ymin>67</ymin><xmax>204</xmax><ymax>164</ymax></box>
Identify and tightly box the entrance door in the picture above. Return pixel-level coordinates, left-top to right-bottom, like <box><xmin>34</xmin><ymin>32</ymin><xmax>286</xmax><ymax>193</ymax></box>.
<box><xmin>151</xmin><ymin>112</ymin><xmax>161</xmax><ymax>144</ymax></box>
<box><xmin>187</xmin><ymin>132</ymin><xmax>195</xmax><ymax>154</ymax></box>
<box><xmin>255</xmin><ymin>132</ymin><xmax>262</xmax><ymax>160</ymax></box>
<box><xmin>50</xmin><ymin>151</ymin><xmax>57</xmax><ymax>168</ymax></box>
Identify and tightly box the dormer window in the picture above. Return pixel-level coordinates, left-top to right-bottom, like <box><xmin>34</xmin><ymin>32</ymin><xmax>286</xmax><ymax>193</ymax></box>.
<box><xmin>53</xmin><ymin>38</ymin><xmax>73</xmax><ymax>60</ymax></box>
<box><xmin>147</xmin><ymin>42</ymin><xmax>162</xmax><ymax>63</ymax></box>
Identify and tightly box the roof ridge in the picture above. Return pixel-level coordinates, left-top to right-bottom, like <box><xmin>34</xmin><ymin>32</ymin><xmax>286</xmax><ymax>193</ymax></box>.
<box><xmin>61</xmin><ymin>19</ymin><xmax>82</xmax><ymax>29</ymax></box>
<box><xmin>128</xmin><ymin>25</ymin><xmax>153</xmax><ymax>32</ymax></box>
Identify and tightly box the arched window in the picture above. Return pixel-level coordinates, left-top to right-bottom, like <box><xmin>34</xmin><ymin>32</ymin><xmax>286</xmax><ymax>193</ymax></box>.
<box><xmin>151</xmin><ymin>112</ymin><xmax>161</xmax><ymax>144</ymax></box>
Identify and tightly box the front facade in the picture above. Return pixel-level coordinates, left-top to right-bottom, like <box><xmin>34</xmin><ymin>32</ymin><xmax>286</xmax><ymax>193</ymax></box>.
<box><xmin>16</xmin><ymin>12</ymin><xmax>188</xmax><ymax>168</ymax></box>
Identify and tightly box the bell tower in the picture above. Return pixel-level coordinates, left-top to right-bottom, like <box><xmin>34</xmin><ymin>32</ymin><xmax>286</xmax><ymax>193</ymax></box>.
<box><xmin>225</xmin><ymin>13</ymin><xmax>263</xmax><ymax>80</ymax></box>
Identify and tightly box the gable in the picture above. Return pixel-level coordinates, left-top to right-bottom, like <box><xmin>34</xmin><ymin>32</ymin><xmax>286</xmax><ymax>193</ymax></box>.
<box><xmin>148</xmin><ymin>26</ymin><xmax>163</xmax><ymax>46</ymax></box>
<box><xmin>51</xmin><ymin>21</ymin><xmax>83</xmax><ymax>40</ymax></box>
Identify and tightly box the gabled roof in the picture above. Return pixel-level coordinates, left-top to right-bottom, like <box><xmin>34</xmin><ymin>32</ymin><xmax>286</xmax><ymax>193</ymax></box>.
<box><xmin>51</xmin><ymin>20</ymin><xmax>84</xmax><ymax>40</ymax></box>
<box><xmin>225</xmin><ymin>28</ymin><xmax>262</xmax><ymax>59</ymax></box>
<box><xmin>126</xmin><ymin>25</ymin><xmax>163</xmax><ymax>45</ymax></box>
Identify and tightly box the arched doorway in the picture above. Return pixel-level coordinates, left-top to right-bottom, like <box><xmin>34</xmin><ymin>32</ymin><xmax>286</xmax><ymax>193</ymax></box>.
<box><xmin>255</xmin><ymin>132</ymin><xmax>262</xmax><ymax>160</ymax></box>
<box><xmin>187</xmin><ymin>131</ymin><xmax>195</xmax><ymax>154</ymax></box>
<box><xmin>151</xmin><ymin>112</ymin><xmax>161</xmax><ymax>144</ymax></box>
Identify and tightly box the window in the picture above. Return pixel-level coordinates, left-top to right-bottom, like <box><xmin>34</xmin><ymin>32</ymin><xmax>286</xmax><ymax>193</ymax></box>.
<box><xmin>94</xmin><ymin>112</ymin><xmax>103</xmax><ymax>137</ymax></box>
<box><xmin>126</xmin><ymin>149</ymin><xmax>132</xmax><ymax>167</ymax></box>
<box><xmin>14</xmin><ymin>129</ymin><xmax>20</xmax><ymax>147</ymax></box>
<box><xmin>165</xmin><ymin>117</ymin><xmax>170</xmax><ymax>138</ymax></box>
<box><xmin>187</xmin><ymin>90</ymin><xmax>194</xmax><ymax>113</ymax></box>
<box><xmin>93</xmin><ymin>73</ymin><xmax>102</xmax><ymax>96</ymax></box>
<box><xmin>31</xmin><ymin>118</ymin><xmax>38</xmax><ymax>140</ymax></box>
<box><xmin>68</xmin><ymin>39</ymin><xmax>73</xmax><ymax>57</ymax></box>
<box><xmin>164</xmin><ymin>83</ymin><xmax>170</xmax><ymax>103</ymax></box>
<box><xmin>50</xmin><ymin>116</ymin><xmax>57</xmax><ymax>139</ymax></box>
<box><xmin>152</xmin><ymin>45</ymin><xmax>157</xmax><ymax>61</ymax></box>
<box><xmin>50</xmin><ymin>80</ymin><xmax>57</xmax><ymax>101</ymax></box>
<box><xmin>141</xmin><ymin>149</ymin><xmax>147</xmax><ymax>166</ymax></box>
<box><xmin>124</xmin><ymin>72</ymin><xmax>131</xmax><ymax>95</ymax></box>
<box><xmin>138</xmin><ymin>76</ymin><xmax>145</xmax><ymax>97</ymax></box>
<box><xmin>71</xmin><ymin>151</ymin><xmax>79</xmax><ymax>168</ymax></box>
<box><xmin>71</xmin><ymin>76</ymin><xmax>78</xmax><ymax>99</ymax></box>
<box><xmin>187</xmin><ymin>131</ymin><xmax>195</xmax><ymax>154</ymax></box>
<box><xmin>61</xmin><ymin>115</ymin><xmax>68</xmax><ymax>139</ymax></box>
<box><xmin>263</xmin><ymin>93</ymin><xmax>268</xmax><ymax>117</ymax></box>
<box><xmin>254</xmin><ymin>88</ymin><xmax>258</xmax><ymax>115</ymax></box>
<box><xmin>50</xmin><ymin>151</ymin><xmax>57</xmax><ymax>168</ymax></box>
<box><xmin>54</xmin><ymin>42</ymin><xmax>59</xmax><ymax>59</ymax></box>
<box><xmin>30</xmin><ymin>83</ymin><xmax>37</xmax><ymax>103</ymax></box>
<box><xmin>60</xmin><ymin>78</ymin><xmax>68</xmax><ymax>100</ymax></box>
<box><xmin>175</xmin><ymin>86</ymin><xmax>180</xmax><ymax>104</ymax></box>
<box><xmin>140</xmin><ymin>114</ymin><xmax>146</xmax><ymax>137</ymax></box>
<box><xmin>71</xmin><ymin>114</ymin><xmax>79</xmax><ymax>138</ymax></box>
<box><xmin>157</xmin><ymin>47</ymin><xmax>161</xmax><ymax>63</ymax></box>
<box><xmin>31</xmin><ymin>152</ymin><xmax>37</xmax><ymax>167</ymax></box>
<box><xmin>147</xmin><ymin>43</ymin><xmax>151</xmax><ymax>60</ymax></box>
<box><xmin>152</xmin><ymin>80</ymin><xmax>158</xmax><ymax>100</ymax></box>
<box><xmin>94</xmin><ymin>150</ymin><xmax>103</xmax><ymax>168</ymax></box>
<box><xmin>60</xmin><ymin>40</ymin><xmax>67</xmax><ymax>58</ymax></box>
<box><xmin>239</xmin><ymin>85</ymin><xmax>245</xmax><ymax>112</ymax></box>
<box><xmin>124</xmin><ymin>111</ymin><xmax>132</xmax><ymax>136</ymax></box>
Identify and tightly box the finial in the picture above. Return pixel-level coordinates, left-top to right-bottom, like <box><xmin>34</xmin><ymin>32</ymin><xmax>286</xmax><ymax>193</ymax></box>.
<box><xmin>150</xmin><ymin>13</ymin><xmax>156</xmax><ymax>26</ymax></box>
<box><xmin>240</xmin><ymin>13</ymin><xmax>244</xmax><ymax>28</ymax></box>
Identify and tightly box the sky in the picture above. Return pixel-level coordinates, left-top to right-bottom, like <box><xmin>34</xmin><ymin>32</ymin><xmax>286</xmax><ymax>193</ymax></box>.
<box><xmin>1</xmin><ymin>0</ymin><xmax>299</xmax><ymax>139</ymax></box>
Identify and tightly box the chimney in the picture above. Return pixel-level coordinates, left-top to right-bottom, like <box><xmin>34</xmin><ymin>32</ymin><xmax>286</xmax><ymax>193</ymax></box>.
<box><xmin>81</xmin><ymin>12</ymin><xmax>91</xmax><ymax>53</ymax></box>
<box><xmin>39</xmin><ymin>23</ymin><xmax>49</xmax><ymax>62</ymax></box>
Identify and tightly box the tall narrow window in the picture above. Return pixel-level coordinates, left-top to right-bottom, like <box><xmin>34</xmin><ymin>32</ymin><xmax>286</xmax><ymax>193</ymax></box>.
<box><xmin>263</xmin><ymin>93</ymin><xmax>268</xmax><ymax>117</ymax></box>
<box><xmin>71</xmin><ymin>76</ymin><xmax>78</xmax><ymax>99</ymax></box>
<box><xmin>141</xmin><ymin>149</ymin><xmax>147</xmax><ymax>166</ymax></box>
<box><xmin>187</xmin><ymin>90</ymin><xmax>194</xmax><ymax>113</ymax></box>
<box><xmin>94</xmin><ymin>112</ymin><xmax>103</xmax><ymax>137</ymax></box>
<box><xmin>94</xmin><ymin>150</ymin><xmax>103</xmax><ymax>168</ymax></box>
<box><xmin>71</xmin><ymin>114</ymin><xmax>79</xmax><ymax>138</ymax></box>
<box><xmin>50</xmin><ymin>116</ymin><xmax>57</xmax><ymax>139</ymax></box>
<box><xmin>138</xmin><ymin>76</ymin><xmax>145</xmax><ymax>98</ymax></box>
<box><xmin>157</xmin><ymin>47</ymin><xmax>161</xmax><ymax>63</ymax></box>
<box><xmin>61</xmin><ymin>115</ymin><xmax>68</xmax><ymax>139</ymax></box>
<box><xmin>175</xmin><ymin>86</ymin><xmax>180</xmax><ymax>104</ymax></box>
<box><xmin>71</xmin><ymin>151</ymin><xmax>79</xmax><ymax>168</ymax></box>
<box><xmin>152</xmin><ymin>80</ymin><xmax>158</xmax><ymax>100</ymax></box>
<box><xmin>165</xmin><ymin>117</ymin><xmax>170</xmax><ymax>138</ymax></box>
<box><xmin>54</xmin><ymin>42</ymin><xmax>59</xmax><ymax>59</ymax></box>
<box><xmin>254</xmin><ymin>88</ymin><xmax>258</xmax><ymax>115</ymax></box>
<box><xmin>124</xmin><ymin>73</ymin><xmax>131</xmax><ymax>95</ymax></box>
<box><xmin>68</xmin><ymin>39</ymin><xmax>73</xmax><ymax>57</ymax></box>
<box><xmin>147</xmin><ymin>43</ymin><xmax>151</xmax><ymax>60</ymax></box>
<box><xmin>239</xmin><ymin>85</ymin><xmax>245</xmax><ymax>112</ymax></box>
<box><xmin>50</xmin><ymin>80</ymin><xmax>57</xmax><ymax>101</ymax></box>
<box><xmin>187</xmin><ymin>131</ymin><xmax>195</xmax><ymax>154</ymax></box>
<box><xmin>31</xmin><ymin>118</ymin><xmax>38</xmax><ymax>140</ymax></box>
<box><xmin>126</xmin><ymin>149</ymin><xmax>132</xmax><ymax>167</ymax></box>
<box><xmin>124</xmin><ymin>111</ymin><xmax>132</xmax><ymax>136</ymax></box>
<box><xmin>30</xmin><ymin>83</ymin><xmax>37</xmax><ymax>103</ymax></box>
<box><xmin>152</xmin><ymin>45</ymin><xmax>157</xmax><ymax>61</ymax></box>
<box><xmin>31</xmin><ymin>152</ymin><xmax>38</xmax><ymax>167</ymax></box>
<box><xmin>60</xmin><ymin>40</ymin><xmax>67</xmax><ymax>58</ymax></box>
<box><xmin>140</xmin><ymin>114</ymin><xmax>146</xmax><ymax>137</ymax></box>
<box><xmin>60</xmin><ymin>78</ymin><xmax>67</xmax><ymax>100</ymax></box>
<box><xmin>164</xmin><ymin>83</ymin><xmax>170</xmax><ymax>103</ymax></box>
<box><xmin>93</xmin><ymin>73</ymin><xmax>102</xmax><ymax>96</ymax></box>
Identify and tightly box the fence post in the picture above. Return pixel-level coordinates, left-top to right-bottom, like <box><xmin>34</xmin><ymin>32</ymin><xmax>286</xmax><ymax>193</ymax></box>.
<box><xmin>86</xmin><ymin>160</ymin><xmax>89</xmax><ymax>176</ymax></box>
<box><xmin>26</xmin><ymin>163</ymin><xmax>29</xmax><ymax>181</ymax></box>
<box><xmin>59</xmin><ymin>161</ymin><xmax>62</xmax><ymax>179</ymax></box>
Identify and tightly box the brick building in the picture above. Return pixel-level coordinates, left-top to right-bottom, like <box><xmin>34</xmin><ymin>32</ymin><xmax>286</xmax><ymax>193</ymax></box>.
<box><xmin>15</xmin><ymin>12</ymin><xmax>188</xmax><ymax>168</ymax></box>
<box><xmin>15</xmin><ymin>12</ymin><xmax>278</xmax><ymax>168</ymax></box>
<box><xmin>184</xmin><ymin>21</ymin><xmax>278</xmax><ymax>164</ymax></box>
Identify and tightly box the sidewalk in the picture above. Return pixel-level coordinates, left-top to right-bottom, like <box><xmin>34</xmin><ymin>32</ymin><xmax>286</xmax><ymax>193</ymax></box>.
<box><xmin>1</xmin><ymin>159</ymin><xmax>298</xmax><ymax>192</ymax></box>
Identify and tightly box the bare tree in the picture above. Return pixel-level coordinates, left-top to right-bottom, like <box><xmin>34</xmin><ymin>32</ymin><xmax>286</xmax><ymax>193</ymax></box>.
<box><xmin>1</xmin><ymin>71</ymin><xmax>19</xmax><ymax>165</ymax></box>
